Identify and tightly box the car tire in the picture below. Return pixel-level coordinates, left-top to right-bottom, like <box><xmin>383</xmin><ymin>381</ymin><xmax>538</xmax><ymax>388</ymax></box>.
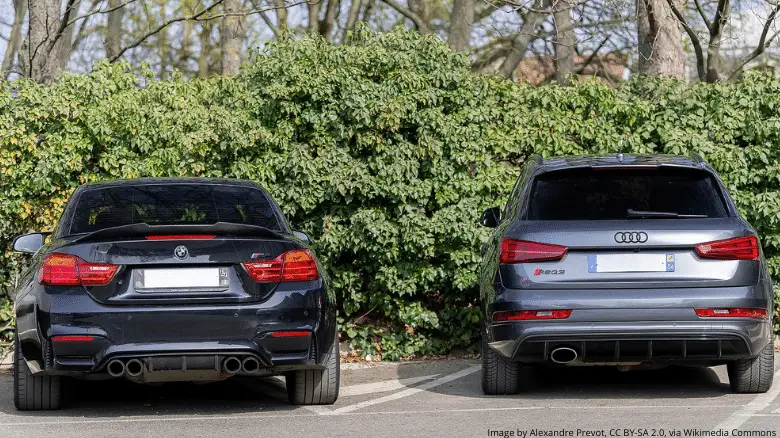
<box><xmin>13</xmin><ymin>332</ymin><xmax>62</xmax><ymax>411</ymax></box>
<box><xmin>727</xmin><ymin>342</ymin><xmax>775</xmax><ymax>394</ymax></box>
<box><xmin>481</xmin><ymin>335</ymin><xmax>521</xmax><ymax>395</ymax></box>
<box><xmin>286</xmin><ymin>331</ymin><xmax>340</xmax><ymax>405</ymax></box>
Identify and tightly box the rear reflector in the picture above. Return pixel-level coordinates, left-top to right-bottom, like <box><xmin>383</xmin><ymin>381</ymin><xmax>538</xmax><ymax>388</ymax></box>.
<box><xmin>145</xmin><ymin>234</ymin><xmax>216</xmax><ymax>240</ymax></box>
<box><xmin>695</xmin><ymin>235</ymin><xmax>759</xmax><ymax>260</ymax></box>
<box><xmin>242</xmin><ymin>249</ymin><xmax>319</xmax><ymax>283</ymax></box>
<box><xmin>694</xmin><ymin>308</ymin><xmax>768</xmax><ymax>319</ymax></box>
<box><xmin>271</xmin><ymin>331</ymin><xmax>311</xmax><ymax>338</ymax></box>
<box><xmin>52</xmin><ymin>335</ymin><xmax>95</xmax><ymax>343</ymax></box>
<box><xmin>493</xmin><ymin>309</ymin><xmax>572</xmax><ymax>321</ymax></box>
<box><xmin>39</xmin><ymin>253</ymin><xmax>118</xmax><ymax>286</ymax></box>
<box><xmin>500</xmin><ymin>239</ymin><xmax>567</xmax><ymax>264</ymax></box>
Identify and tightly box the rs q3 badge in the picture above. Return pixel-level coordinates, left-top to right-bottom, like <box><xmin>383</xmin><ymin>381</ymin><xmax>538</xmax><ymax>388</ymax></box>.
<box><xmin>534</xmin><ymin>268</ymin><xmax>565</xmax><ymax>276</ymax></box>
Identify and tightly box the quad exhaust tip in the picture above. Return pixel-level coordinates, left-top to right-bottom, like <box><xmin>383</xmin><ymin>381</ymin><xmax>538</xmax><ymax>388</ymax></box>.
<box><xmin>125</xmin><ymin>359</ymin><xmax>144</xmax><ymax>377</ymax></box>
<box><xmin>550</xmin><ymin>347</ymin><xmax>578</xmax><ymax>364</ymax></box>
<box><xmin>242</xmin><ymin>357</ymin><xmax>260</xmax><ymax>374</ymax></box>
<box><xmin>107</xmin><ymin>359</ymin><xmax>126</xmax><ymax>377</ymax></box>
<box><xmin>223</xmin><ymin>357</ymin><xmax>242</xmax><ymax>374</ymax></box>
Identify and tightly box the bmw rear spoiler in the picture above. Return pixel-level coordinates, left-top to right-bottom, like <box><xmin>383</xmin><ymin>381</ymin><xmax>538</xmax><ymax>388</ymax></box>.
<box><xmin>69</xmin><ymin>222</ymin><xmax>288</xmax><ymax>243</ymax></box>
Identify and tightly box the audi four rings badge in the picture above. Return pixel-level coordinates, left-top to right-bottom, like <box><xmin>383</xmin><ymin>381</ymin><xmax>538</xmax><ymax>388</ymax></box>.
<box><xmin>614</xmin><ymin>232</ymin><xmax>648</xmax><ymax>243</ymax></box>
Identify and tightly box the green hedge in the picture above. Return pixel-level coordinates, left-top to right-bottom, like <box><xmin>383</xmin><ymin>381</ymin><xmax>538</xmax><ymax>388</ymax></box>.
<box><xmin>1</xmin><ymin>27</ymin><xmax>778</xmax><ymax>358</ymax></box>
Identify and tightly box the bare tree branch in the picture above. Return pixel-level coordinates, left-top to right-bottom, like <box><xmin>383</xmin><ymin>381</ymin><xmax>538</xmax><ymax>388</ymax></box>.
<box><xmin>665</xmin><ymin>0</ymin><xmax>706</xmax><ymax>80</ymax></box>
<box><xmin>111</xmin><ymin>0</ymin><xmax>227</xmax><ymax>62</ymax></box>
<box><xmin>109</xmin><ymin>0</ymin><xmax>307</xmax><ymax>62</ymax></box>
<box><xmin>65</xmin><ymin>0</ymin><xmax>137</xmax><ymax>28</ymax></box>
<box><xmin>727</xmin><ymin>4</ymin><xmax>780</xmax><ymax>80</ymax></box>
<box><xmin>381</xmin><ymin>0</ymin><xmax>432</xmax><ymax>34</ymax></box>
<box><xmin>692</xmin><ymin>0</ymin><xmax>711</xmax><ymax>31</ymax></box>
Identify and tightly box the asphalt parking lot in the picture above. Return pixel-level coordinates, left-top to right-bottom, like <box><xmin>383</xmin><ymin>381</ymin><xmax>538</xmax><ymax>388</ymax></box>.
<box><xmin>1</xmin><ymin>354</ymin><xmax>779</xmax><ymax>438</ymax></box>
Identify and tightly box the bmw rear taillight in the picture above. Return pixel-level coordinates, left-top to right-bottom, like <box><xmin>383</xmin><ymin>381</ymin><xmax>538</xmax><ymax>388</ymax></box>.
<box><xmin>242</xmin><ymin>249</ymin><xmax>319</xmax><ymax>283</ymax></box>
<box><xmin>694</xmin><ymin>308</ymin><xmax>768</xmax><ymax>319</ymax></box>
<box><xmin>493</xmin><ymin>309</ymin><xmax>572</xmax><ymax>321</ymax></box>
<box><xmin>695</xmin><ymin>235</ymin><xmax>759</xmax><ymax>260</ymax></box>
<box><xmin>39</xmin><ymin>253</ymin><xmax>118</xmax><ymax>286</ymax></box>
<box><xmin>500</xmin><ymin>239</ymin><xmax>567</xmax><ymax>264</ymax></box>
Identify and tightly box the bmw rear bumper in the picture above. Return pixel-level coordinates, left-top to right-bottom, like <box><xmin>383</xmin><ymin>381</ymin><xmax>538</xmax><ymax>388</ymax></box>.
<box><xmin>15</xmin><ymin>282</ymin><xmax>337</xmax><ymax>376</ymax></box>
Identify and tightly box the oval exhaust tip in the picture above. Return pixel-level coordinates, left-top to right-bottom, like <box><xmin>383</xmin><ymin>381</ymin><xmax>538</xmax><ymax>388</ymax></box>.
<box><xmin>550</xmin><ymin>347</ymin><xmax>578</xmax><ymax>364</ymax></box>
<box><xmin>125</xmin><ymin>359</ymin><xmax>144</xmax><ymax>377</ymax></box>
<box><xmin>107</xmin><ymin>359</ymin><xmax>126</xmax><ymax>377</ymax></box>
<box><xmin>223</xmin><ymin>357</ymin><xmax>241</xmax><ymax>374</ymax></box>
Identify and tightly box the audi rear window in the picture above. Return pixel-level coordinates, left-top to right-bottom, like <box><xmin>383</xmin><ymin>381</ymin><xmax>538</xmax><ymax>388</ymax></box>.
<box><xmin>526</xmin><ymin>168</ymin><xmax>730</xmax><ymax>220</ymax></box>
<box><xmin>69</xmin><ymin>184</ymin><xmax>283</xmax><ymax>234</ymax></box>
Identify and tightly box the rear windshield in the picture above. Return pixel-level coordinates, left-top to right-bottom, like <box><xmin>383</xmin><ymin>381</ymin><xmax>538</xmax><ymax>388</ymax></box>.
<box><xmin>526</xmin><ymin>168</ymin><xmax>730</xmax><ymax>220</ymax></box>
<box><xmin>69</xmin><ymin>184</ymin><xmax>283</xmax><ymax>234</ymax></box>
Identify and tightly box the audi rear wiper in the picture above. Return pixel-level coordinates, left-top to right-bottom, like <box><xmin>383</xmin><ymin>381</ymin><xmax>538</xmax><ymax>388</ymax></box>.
<box><xmin>626</xmin><ymin>209</ymin><xmax>708</xmax><ymax>219</ymax></box>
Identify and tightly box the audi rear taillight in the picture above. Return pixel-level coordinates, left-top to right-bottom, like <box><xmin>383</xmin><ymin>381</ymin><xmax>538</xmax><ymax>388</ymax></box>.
<box><xmin>695</xmin><ymin>235</ymin><xmax>759</xmax><ymax>260</ymax></box>
<box><xmin>39</xmin><ymin>253</ymin><xmax>118</xmax><ymax>286</ymax></box>
<box><xmin>493</xmin><ymin>309</ymin><xmax>572</xmax><ymax>321</ymax></box>
<box><xmin>694</xmin><ymin>308</ymin><xmax>768</xmax><ymax>319</ymax></box>
<box><xmin>242</xmin><ymin>249</ymin><xmax>319</xmax><ymax>283</ymax></box>
<box><xmin>500</xmin><ymin>239</ymin><xmax>567</xmax><ymax>264</ymax></box>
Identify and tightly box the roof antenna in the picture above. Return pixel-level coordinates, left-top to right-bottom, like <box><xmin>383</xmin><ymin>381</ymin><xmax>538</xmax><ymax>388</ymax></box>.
<box><xmin>617</xmin><ymin>137</ymin><xmax>624</xmax><ymax>163</ymax></box>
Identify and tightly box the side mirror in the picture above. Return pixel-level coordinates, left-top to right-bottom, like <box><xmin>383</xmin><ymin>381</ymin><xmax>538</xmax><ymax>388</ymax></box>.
<box><xmin>292</xmin><ymin>230</ymin><xmax>312</xmax><ymax>245</ymax></box>
<box><xmin>13</xmin><ymin>232</ymin><xmax>47</xmax><ymax>254</ymax></box>
<box><xmin>479</xmin><ymin>207</ymin><xmax>501</xmax><ymax>228</ymax></box>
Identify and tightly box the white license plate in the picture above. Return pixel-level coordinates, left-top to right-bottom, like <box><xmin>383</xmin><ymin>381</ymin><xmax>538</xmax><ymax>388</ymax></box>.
<box><xmin>136</xmin><ymin>268</ymin><xmax>228</xmax><ymax>290</ymax></box>
<box><xmin>588</xmin><ymin>254</ymin><xmax>673</xmax><ymax>273</ymax></box>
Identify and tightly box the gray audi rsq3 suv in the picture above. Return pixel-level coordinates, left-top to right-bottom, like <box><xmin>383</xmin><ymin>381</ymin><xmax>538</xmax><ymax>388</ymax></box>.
<box><xmin>478</xmin><ymin>154</ymin><xmax>775</xmax><ymax>395</ymax></box>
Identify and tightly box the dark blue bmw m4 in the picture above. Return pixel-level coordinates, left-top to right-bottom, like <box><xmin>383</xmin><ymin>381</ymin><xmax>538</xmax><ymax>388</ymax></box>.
<box><xmin>11</xmin><ymin>178</ymin><xmax>339</xmax><ymax>410</ymax></box>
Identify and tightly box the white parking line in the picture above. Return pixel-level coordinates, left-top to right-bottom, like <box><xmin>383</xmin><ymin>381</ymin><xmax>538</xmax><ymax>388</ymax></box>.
<box><xmin>713</xmin><ymin>366</ymin><xmax>780</xmax><ymax>431</ymax></box>
<box><xmin>340</xmin><ymin>374</ymin><xmax>439</xmax><ymax>397</ymax></box>
<box><xmin>325</xmin><ymin>365</ymin><xmax>480</xmax><ymax>415</ymax></box>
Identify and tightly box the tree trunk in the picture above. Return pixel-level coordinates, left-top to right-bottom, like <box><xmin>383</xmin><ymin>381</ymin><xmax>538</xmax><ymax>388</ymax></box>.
<box><xmin>321</xmin><ymin>0</ymin><xmax>341</xmax><ymax>39</ymax></box>
<box><xmin>57</xmin><ymin>0</ymin><xmax>81</xmax><ymax>71</ymax></box>
<box><xmin>345</xmin><ymin>0</ymin><xmax>363</xmax><ymax>34</ymax></box>
<box><xmin>499</xmin><ymin>4</ymin><xmax>548</xmax><ymax>79</ymax></box>
<box><xmin>27</xmin><ymin>0</ymin><xmax>64</xmax><ymax>82</ymax></box>
<box><xmin>105</xmin><ymin>0</ymin><xmax>124</xmax><ymax>60</ymax></box>
<box><xmin>198</xmin><ymin>22</ymin><xmax>214</xmax><ymax>78</ymax></box>
<box><xmin>1</xmin><ymin>0</ymin><xmax>28</xmax><ymax>79</ymax></box>
<box><xmin>220</xmin><ymin>0</ymin><xmax>245</xmax><ymax>76</ymax></box>
<box><xmin>275</xmin><ymin>0</ymin><xmax>288</xmax><ymax>32</ymax></box>
<box><xmin>308</xmin><ymin>2</ymin><xmax>321</xmax><ymax>33</ymax></box>
<box><xmin>449</xmin><ymin>0</ymin><xmax>474</xmax><ymax>52</ymax></box>
<box><xmin>636</xmin><ymin>0</ymin><xmax>686</xmax><ymax>79</ymax></box>
<box><xmin>705</xmin><ymin>0</ymin><xmax>730</xmax><ymax>82</ymax></box>
<box><xmin>362</xmin><ymin>0</ymin><xmax>375</xmax><ymax>22</ymax></box>
<box><xmin>552</xmin><ymin>0</ymin><xmax>575</xmax><ymax>84</ymax></box>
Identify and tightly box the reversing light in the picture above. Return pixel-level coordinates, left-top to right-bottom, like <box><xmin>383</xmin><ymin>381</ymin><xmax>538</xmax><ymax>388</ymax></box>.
<box><xmin>500</xmin><ymin>239</ymin><xmax>567</xmax><ymax>264</ymax></box>
<box><xmin>242</xmin><ymin>249</ymin><xmax>319</xmax><ymax>283</ymax></box>
<box><xmin>694</xmin><ymin>308</ymin><xmax>768</xmax><ymax>319</ymax></box>
<box><xmin>695</xmin><ymin>235</ymin><xmax>759</xmax><ymax>260</ymax></box>
<box><xmin>493</xmin><ymin>309</ymin><xmax>572</xmax><ymax>321</ymax></box>
<box><xmin>39</xmin><ymin>253</ymin><xmax>118</xmax><ymax>286</ymax></box>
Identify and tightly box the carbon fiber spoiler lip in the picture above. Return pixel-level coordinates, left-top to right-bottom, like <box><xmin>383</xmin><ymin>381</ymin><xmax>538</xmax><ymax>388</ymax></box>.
<box><xmin>67</xmin><ymin>222</ymin><xmax>289</xmax><ymax>243</ymax></box>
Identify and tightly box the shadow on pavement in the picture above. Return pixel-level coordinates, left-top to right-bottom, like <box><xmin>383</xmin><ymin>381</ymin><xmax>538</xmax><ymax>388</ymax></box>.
<box><xmin>0</xmin><ymin>375</ymin><xmax>300</xmax><ymax>416</ymax></box>
<box><xmin>395</xmin><ymin>361</ymin><xmax>730</xmax><ymax>400</ymax></box>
